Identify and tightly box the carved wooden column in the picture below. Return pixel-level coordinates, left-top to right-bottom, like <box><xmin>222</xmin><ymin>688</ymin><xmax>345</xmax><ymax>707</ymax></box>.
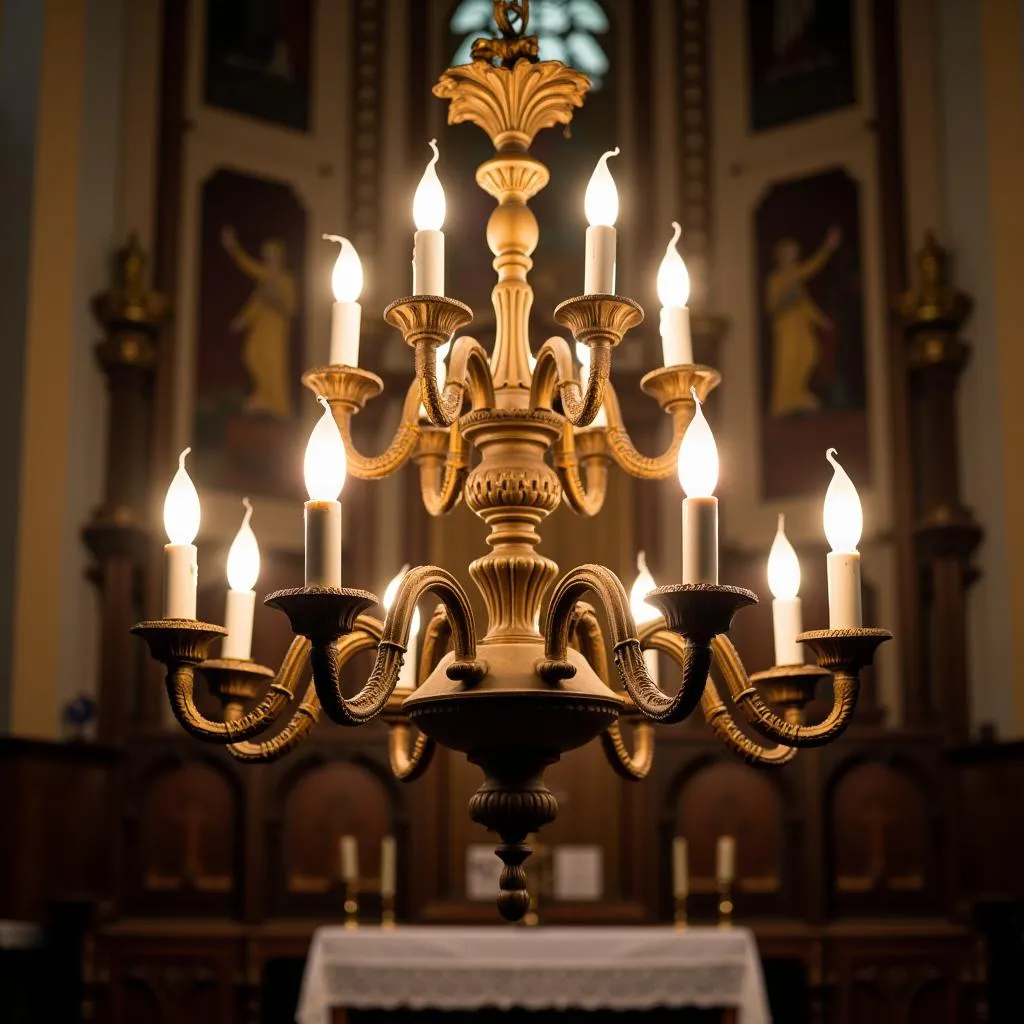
<box><xmin>82</xmin><ymin>235</ymin><xmax>169</xmax><ymax>742</ymax></box>
<box><xmin>896</xmin><ymin>235</ymin><xmax>982</xmax><ymax>742</ymax></box>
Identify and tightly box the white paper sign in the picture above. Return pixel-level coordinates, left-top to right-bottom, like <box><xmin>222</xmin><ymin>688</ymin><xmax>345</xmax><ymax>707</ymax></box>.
<box><xmin>465</xmin><ymin>844</ymin><xmax>503</xmax><ymax>901</ymax></box>
<box><xmin>553</xmin><ymin>845</ymin><xmax>603</xmax><ymax>901</ymax></box>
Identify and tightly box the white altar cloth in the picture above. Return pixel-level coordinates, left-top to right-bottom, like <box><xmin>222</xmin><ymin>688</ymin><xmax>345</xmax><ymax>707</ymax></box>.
<box><xmin>297</xmin><ymin>926</ymin><xmax>771</xmax><ymax>1024</ymax></box>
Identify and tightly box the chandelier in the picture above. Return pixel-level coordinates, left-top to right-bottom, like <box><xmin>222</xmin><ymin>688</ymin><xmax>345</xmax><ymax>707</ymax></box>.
<box><xmin>133</xmin><ymin>1</ymin><xmax>890</xmax><ymax>922</ymax></box>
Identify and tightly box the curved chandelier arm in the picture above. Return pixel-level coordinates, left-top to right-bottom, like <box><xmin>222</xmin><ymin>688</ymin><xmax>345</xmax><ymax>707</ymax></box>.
<box><xmin>165</xmin><ymin>635</ymin><xmax>311</xmax><ymax>743</ymax></box>
<box><xmin>416</xmin><ymin>335</ymin><xmax>495</xmax><ymax>427</ymax></box>
<box><xmin>700</xmin><ymin>676</ymin><xmax>797</xmax><ymax>768</ymax></box>
<box><xmin>418</xmin><ymin>423</ymin><xmax>468</xmax><ymax>517</ymax></box>
<box><xmin>388</xmin><ymin>722</ymin><xmax>436</xmax><ymax>782</ymax></box>
<box><xmin>312</xmin><ymin>567</ymin><xmax>485</xmax><ymax>727</ymax></box>
<box><xmin>530</xmin><ymin>336</ymin><xmax>609</xmax><ymax>427</ymax></box>
<box><xmin>600</xmin><ymin>720</ymin><xmax>656</xmax><ymax>780</ymax></box>
<box><xmin>226</xmin><ymin>683</ymin><xmax>322</xmax><ymax>763</ymax></box>
<box><xmin>711</xmin><ymin>634</ymin><xmax>857</xmax><ymax>747</ymax></box>
<box><xmin>568</xmin><ymin>600</ymin><xmax>609</xmax><ymax>682</ymax></box>
<box><xmin>336</xmin><ymin>379</ymin><xmax>423</xmax><ymax>480</ymax></box>
<box><xmin>554</xmin><ymin>423</ymin><xmax>608</xmax><ymax>516</ymax></box>
<box><xmin>541</xmin><ymin>564</ymin><xmax>708</xmax><ymax>725</ymax></box>
<box><xmin>601</xmin><ymin>382</ymin><xmax>693</xmax><ymax>480</ymax></box>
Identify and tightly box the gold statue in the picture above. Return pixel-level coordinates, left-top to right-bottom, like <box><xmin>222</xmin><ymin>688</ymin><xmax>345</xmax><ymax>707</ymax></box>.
<box><xmin>221</xmin><ymin>225</ymin><xmax>296</xmax><ymax>420</ymax></box>
<box><xmin>765</xmin><ymin>225</ymin><xmax>842</xmax><ymax>417</ymax></box>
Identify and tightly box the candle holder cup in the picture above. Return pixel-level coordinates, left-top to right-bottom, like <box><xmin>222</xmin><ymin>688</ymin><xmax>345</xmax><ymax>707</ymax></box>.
<box><xmin>749</xmin><ymin>663</ymin><xmax>832</xmax><ymax>723</ymax></box>
<box><xmin>798</xmin><ymin>627</ymin><xmax>894</xmax><ymax>675</ymax></box>
<box><xmin>384</xmin><ymin>295</ymin><xmax>474</xmax><ymax>349</ymax></box>
<box><xmin>302</xmin><ymin>364</ymin><xmax>384</xmax><ymax>415</ymax></box>
<box><xmin>131</xmin><ymin>620</ymin><xmax>227</xmax><ymax>667</ymax></box>
<box><xmin>265</xmin><ymin>587</ymin><xmax>379</xmax><ymax>646</ymax></box>
<box><xmin>646</xmin><ymin>584</ymin><xmax>758</xmax><ymax>646</ymax></box>
<box><xmin>640</xmin><ymin>364</ymin><xmax>721</xmax><ymax>413</ymax></box>
<box><xmin>553</xmin><ymin>294</ymin><xmax>644</xmax><ymax>349</ymax></box>
<box><xmin>198</xmin><ymin>658</ymin><xmax>276</xmax><ymax>723</ymax></box>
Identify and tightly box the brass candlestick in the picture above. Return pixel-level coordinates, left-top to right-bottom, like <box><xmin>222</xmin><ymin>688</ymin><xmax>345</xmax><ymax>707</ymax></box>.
<box><xmin>673</xmin><ymin>894</ymin><xmax>688</xmax><ymax>930</ymax></box>
<box><xmin>344</xmin><ymin>882</ymin><xmax>359</xmax><ymax>929</ymax></box>
<box><xmin>381</xmin><ymin>892</ymin><xmax>396</xmax><ymax>929</ymax></box>
<box><xmin>717</xmin><ymin>880</ymin><xmax>734</xmax><ymax>928</ymax></box>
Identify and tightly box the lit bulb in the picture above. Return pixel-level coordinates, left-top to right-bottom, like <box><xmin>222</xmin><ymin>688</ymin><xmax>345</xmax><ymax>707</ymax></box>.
<box><xmin>304</xmin><ymin>397</ymin><xmax>347</xmax><ymax>501</ymax></box>
<box><xmin>323</xmin><ymin>234</ymin><xmax>363</xmax><ymax>303</ymax></box>
<box><xmin>767</xmin><ymin>513</ymin><xmax>800</xmax><ymax>601</ymax></box>
<box><xmin>383</xmin><ymin>564</ymin><xmax>421</xmax><ymax>637</ymax></box>
<box><xmin>823</xmin><ymin>448</ymin><xmax>862</xmax><ymax>552</ymax></box>
<box><xmin>677</xmin><ymin>388</ymin><xmax>718</xmax><ymax>498</ymax></box>
<box><xmin>413</xmin><ymin>139</ymin><xmax>445</xmax><ymax>231</ymax></box>
<box><xmin>657</xmin><ymin>221</ymin><xmax>690</xmax><ymax>308</ymax></box>
<box><xmin>226</xmin><ymin>497</ymin><xmax>260</xmax><ymax>592</ymax></box>
<box><xmin>163</xmin><ymin>447</ymin><xmax>201</xmax><ymax>545</ymax></box>
<box><xmin>584</xmin><ymin>147</ymin><xmax>620</xmax><ymax>227</ymax></box>
<box><xmin>629</xmin><ymin>551</ymin><xmax>660</xmax><ymax>625</ymax></box>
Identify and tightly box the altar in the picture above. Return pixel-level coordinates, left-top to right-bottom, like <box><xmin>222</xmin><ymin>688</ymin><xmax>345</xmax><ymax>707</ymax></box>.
<box><xmin>296</xmin><ymin>926</ymin><xmax>771</xmax><ymax>1024</ymax></box>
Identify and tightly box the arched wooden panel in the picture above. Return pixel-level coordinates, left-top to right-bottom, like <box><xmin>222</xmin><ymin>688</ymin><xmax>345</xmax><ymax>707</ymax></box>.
<box><xmin>279</xmin><ymin>761</ymin><xmax>393</xmax><ymax>899</ymax></box>
<box><xmin>140</xmin><ymin>760</ymin><xmax>237</xmax><ymax>897</ymax></box>
<box><xmin>674</xmin><ymin>760</ymin><xmax>784</xmax><ymax>898</ymax></box>
<box><xmin>830</xmin><ymin>759</ymin><xmax>930</xmax><ymax>907</ymax></box>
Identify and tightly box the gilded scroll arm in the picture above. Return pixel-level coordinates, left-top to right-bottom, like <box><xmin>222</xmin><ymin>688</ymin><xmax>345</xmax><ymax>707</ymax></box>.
<box><xmin>416</xmin><ymin>423</ymin><xmax>468</xmax><ymax>517</ymax></box>
<box><xmin>310</xmin><ymin>567</ymin><xmax>486</xmax><ymax>728</ymax></box>
<box><xmin>712</xmin><ymin>634</ymin><xmax>857</xmax><ymax>748</ymax></box>
<box><xmin>601</xmin><ymin>382</ymin><xmax>694</xmax><ymax>480</ymax></box>
<box><xmin>554</xmin><ymin>422</ymin><xmax>608</xmax><ymax>517</ymax></box>
<box><xmin>700</xmin><ymin>676</ymin><xmax>797</xmax><ymax>767</ymax></box>
<box><xmin>529</xmin><ymin>335</ymin><xmax>609</xmax><ymax>428</ymax></box>
<box><xmin>416</xmin><ymin>335</ymin><xmax>495</xmax><ymax>427</ymax></box>
<box><xmin>226</xmin><ymin>683</ymin><xmax>321</xmax><ymax>763</ymax></box>
<box><xmin>332</xmin><ymin>379</ymin><xmax>422</xmax><ymax>480</ymax></box>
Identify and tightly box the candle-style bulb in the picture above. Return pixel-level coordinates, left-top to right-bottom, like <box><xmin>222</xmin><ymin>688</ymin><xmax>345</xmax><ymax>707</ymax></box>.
<box><xmin>323</xmin><ymin>234</ymin><xmax>363</xmax><ymax>303</ymax></box>
<box><xmin>677</xmin><ymin>388</ymin><xmax>718</xmax><ymax>498</ymax></box>
<box><xmin>767</xmin><ymin>513</ymin><xmax>800</xmax><ymax>601</ymax></box>
<box><xmin>823</xmin><ymin>448</ymin><xmax>862</xmax><ymax>552</ymax></box>
<box><xmin>413</xmin><ymin>139</ymin><xmax>445</xmax><ymax>231</ymax></box>
<box><xmin>304</xmin><ymin>397</ymin><xmax>347</xmax><ymax>501</ymax></box>
<box><xmin>629</xmin><ymin>551</ymin><xmax>660</xmax><ymax>625</ymax></box>
<box><xmin>383</xmin><ymin>564</ymin><xmax>421</xmax><ymax>636</ymax></box>
<box><xmin>657</xmin><ymin>221</ymin><xmax>690</xmax><ymax>308</ymax></box>
<box><xmin>163</xmin><ymin>447</ymin><xmax>201</xmax><ymax>545</ymax></box>
<box><xmin>226</xmin><ymin>498</ymin><xmax>260</xmax><ymax>592</ymax></box>
<box><xmin>584</xmin><ymin>147</ymin><xmax>620</xmax><ymax>227</ymax></box>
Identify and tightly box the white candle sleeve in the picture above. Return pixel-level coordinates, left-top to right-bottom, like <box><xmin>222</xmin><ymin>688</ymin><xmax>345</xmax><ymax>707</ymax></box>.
<box><xmin>222</xmin><ymin>588</ymin><xmax>256</xmax><ymax>660</ymax></box>
<box><xmin>340</xmin><ymin>835</ymin><xmax>359</xmax><ymax>882</ymax></box>
<box><xmin>672</xmin><ymin>837</ymin><xmax>688</xmax><ymax>899</ymax></box>
<box><xmin>396</xmin><ymin>635</ymin><xmax>418</xmax><ymax>691</ymax></box>
<box><xmin>413</xmin><ymin>229</ymin><xmax>445</xmax><ymax>295</ymax></box>
<box><xmin>584</xmin><ymin>224</ymin><xmax>616</xmax><ymax>294</ymax></box>
<box><xmin>771</xmin><ymin>596</ymin><xmax>804</xmax><ymax>666</ymax></box>
<box><xmin>330</xmin><ymin>301</ymin><xmax>361</xmax><ymax>366</ymax></box>
<box><xmin>164</xmin><ymin>544</ymin><xmax>198</xmax><ymax>618</ymax></box>
<box><xmin>643</xmin><ymin>647</ymin><xmax>660</xmax><ymax>688</ymax></box>
<box><xmin>659</xmin><ymin>306</ymin><xmax>693</xmax><ymax>366</ymax></box>
<box><xmin>682</xmin><ymin>497</ymin><xmax>719</xmax><ymax>584</ymax></box>
<box><xmin>716</xmin><ymin>835</ymin><xmax>735</xmax><ymax>884</ymax></box>
<box><xmin>380</xmin><ymin>836</ymin><xmax>397</xmax><ymax>898</ymax></box>
<box><xmin>827</xmin><ymin>551</ymin><xmax>862</xmax><ymax>628</ymax></box>
<box><xmin>304</xmin><ymin>500</ymin><xmax>342</xmax><ymax>588</ymax></box>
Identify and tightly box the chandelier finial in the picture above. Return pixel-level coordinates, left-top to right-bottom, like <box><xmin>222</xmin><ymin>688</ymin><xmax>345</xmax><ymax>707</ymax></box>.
<box><xmin>471</xmin><ymin>0</ymin><xmax>538</xmax><ymax>66</ymax></box>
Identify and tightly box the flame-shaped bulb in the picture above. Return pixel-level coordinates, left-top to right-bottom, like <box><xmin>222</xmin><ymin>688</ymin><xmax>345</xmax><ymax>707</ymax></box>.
<box><xmin>304</xmin><ymin>397</ymin><xmax>347</xmax><ymax>501</ymax></box>
<box><xmin>323</xmin><ymin>234</ymin><xmax>363</xmax><ymax>303</ymax></box>
<box><xmin>226</xmin><ymin>498</ymin><xmax>260</xmax><ymax>593</ymax></box>
<box><xmin>413</xmin><ymin>139</ymin><xmax>445</xmax><ymax>231</ymax></box>
<box><xmin>677</xmin><ymin>389</ymin><xmax>718</xmax><ymax>498</ymax></box>
<box><xmin>767</xmin><ymin>513</ymin><xmax>800</xmax><ymax>601</ymax></box>
<box><xmin>163</xmin><ymin>447</ymin><xmax>201</xmax><ymax>545</ymax></box>
<box><xmin>584</xmin><ymin>147</ymin><xmax>620</xmax><ymax>227</ymax></box>
<box><xmin>657</xmin><ymin>221</ymin><xmax>690</xmax><ymax>308</ymax></box>
<box><xmin>823</xmin><ymin>448</ymin><xmax>862</xmax><ymax>552</ymax></box>
<box><xmin>629</xmin><ymin>551</ymin><xmax>660</xmax><ymax>625</ymax></box>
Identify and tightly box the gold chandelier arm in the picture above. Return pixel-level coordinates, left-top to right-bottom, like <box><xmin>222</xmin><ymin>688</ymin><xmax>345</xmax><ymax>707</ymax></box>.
<box><xmin>569</xmin><ymin>600</ymin><xmax>609</xmax><ymax>682</ymax></box>
<box><xmin>530</xmin><ymin>335</ymin><xmax>610</xmax><ymax>427</ymax></box>
<box><xmin>600</xmin><ymin>720</ymin><xmax>656</xmax><ymax>780</ymax></box>
<box><xmin>419</xmin><ymin>423</ymin><xmax>468</xmax><ymax>516</ymax></box>
<box><xmin>311</xmin><ymin>567</ymin><xmax>486</xmax><ymax>727</ymax></box>
<box><xmin>554</xmin><ymin>423</ymin><xmax>608</xmax><ymax>516</ymax></box>
<box><xmin>336</xmin><ymin>379</ymin><xmax>422</xmax><ymax>479</ymax></box>
<box><xmin>711</xmin><ymin>634</ymin><xmax>858</xmax><ymax>747</ymax></box>
<box><xmin>600</xmin><ymin>382</ymin><xmax>691</xmax><ymax>480</ymax></box>
<box><xmin>226</xmin><ymin>683</ymin><xmax>322</xmax><ymax>763</ymax></box>
<box><xmin>165</xmin><ymin>635</ymin><xmax>311</xmax><ymax>743</ymax></box>
<box><xmin>416</xmin><ymin>335</ymin><xmax>495</xmax><ymax>427</ymax></box>
<box><xmin>388</xmin><ymin>722</ymin><xmax>436</xmax><ymax>781</ymax></box>
<box><xmin>700</xmin><ymin>677</ymin><xmax>797</xmax><ymax>767</ymax></box>
<box><xmin>541</xmin><ymin>565</ymin><xmax>708</xmax><ymax>724</ymax></box>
